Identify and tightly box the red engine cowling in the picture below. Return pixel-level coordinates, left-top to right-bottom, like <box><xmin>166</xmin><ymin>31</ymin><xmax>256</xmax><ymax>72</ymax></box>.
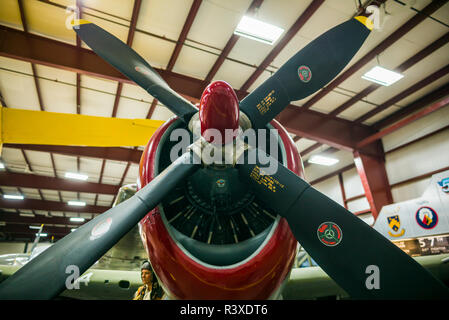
<box><xmin>138</xmin><ymin>117</ymin><xmax>304</xmax><ymax>299</ymax></box>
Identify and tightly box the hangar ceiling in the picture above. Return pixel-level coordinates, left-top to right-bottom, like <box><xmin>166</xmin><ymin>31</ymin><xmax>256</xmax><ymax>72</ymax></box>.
<box><xmin>0</xmin><ymin>0</ymin><xmax>448</xmax><ymax>240</ymax></box>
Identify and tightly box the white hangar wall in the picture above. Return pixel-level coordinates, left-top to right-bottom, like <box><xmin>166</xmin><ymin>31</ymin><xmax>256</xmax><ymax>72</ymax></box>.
<box><xmin>383</xmin><ymin>106</ymin><xmax>449</xmax><ymax>203</ymax></box>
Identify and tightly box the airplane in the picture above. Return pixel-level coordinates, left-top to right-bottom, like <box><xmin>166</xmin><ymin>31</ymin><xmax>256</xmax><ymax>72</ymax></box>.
<box><xmin>373</xmin><ymin>169</ymin><xmax>449</xmax><ymax>256</ymax></box>
<box><xmin>1</xmin><ymin>8</ymin><xmax>449</xmax><ymax>300</ymax></box>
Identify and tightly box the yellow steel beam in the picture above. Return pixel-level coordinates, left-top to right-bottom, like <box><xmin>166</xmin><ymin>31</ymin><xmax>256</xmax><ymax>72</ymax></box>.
<box><xmin>0</xmin><ymin>106</ymin><xmax>164</xmax><ymax>148</ymax></box>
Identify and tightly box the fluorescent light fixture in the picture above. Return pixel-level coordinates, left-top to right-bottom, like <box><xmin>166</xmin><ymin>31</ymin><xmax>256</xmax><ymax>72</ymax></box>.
<box><xmin>3</xmin><ymin>194</ymin><xmax>24</xmax><ymax>200</ymax></box>
<box><xmin>29</xmin><ymin>226</ymin><xmax>42</xmax><ymax>230</ymax></box>
<box><xmin>70</xmin><ymin>217</ymin><xmax>85</xmax><ymax>222</ymax></box>
<box><xmin>309</xmin><ymin>155</ymin><xmax>340</xmax><ymax>166</ymax></box>
<box><xmin>361</xmin><ymin>66</ymin><xmax>404</xmax><ymax>86</ymax></box>
<box><xmin>68</xmin><ymin>200</ymin><xmax>86</xmax><ymax>206</ymax></box>
<box><xmin>71</xmin><ymin>228</ymin><xmax>77</xmax><ymax>232</ymax></box>
<box><xmin>65</xmin><ymin>172</ymin><xmax>88</xmax><ymax>181</ymax></box>
<box><xmin>20</xmin><ymin>213</ymin><xmax>35</xmax><ymax>218</ymax></box>
<box><xmin>234</xmin><ymin>16</ymin><xmax>284</xmax><ymax>45</ymax></box>
<box><xmin>35</xmin><ymin>233</ymin><xmax>47</xmax><ymax>237</ymax></box>
<box><xmin>0</xmin><ymin>162</ymin><xmax>5</xmax><ymax>169</ymax></box>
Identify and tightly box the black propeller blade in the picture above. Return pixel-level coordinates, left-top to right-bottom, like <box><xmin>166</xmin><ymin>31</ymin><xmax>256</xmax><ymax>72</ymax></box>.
<box><xmin>73</xmin><ymin>20</ymin><xmax>198</xmax><ymax>123</ymax></box>
<box><xmin>239</xmin><ymin>16</ymin><xmax>372</xmax><ymax>129</ymax></box>
<box><xmin>237</xmin><ymin>147</ymin><xmax>449</xmax><ymax>299</ymax></box>
<box><xmin>0</xmin><ymin>151</ymin><xmax>200</xmax><ymax>299</ymax></box>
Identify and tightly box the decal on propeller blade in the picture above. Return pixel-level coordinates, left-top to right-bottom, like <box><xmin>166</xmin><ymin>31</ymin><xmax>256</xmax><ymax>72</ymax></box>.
<box><xmin>216</xmin><ymin>179</ymin><xmax>226</xmax><ymax>188</ymax></box>
<box><xmin>249</xmin><ymin>166</ymin><xmax>285</xmax><ymax>192</ymax></box>
<box><xmin>415</xmin><ymin>207</ymin><xmax>438</xmax><ymax>230</ymax></box>
<box><xmin>298</xmin><ymin>65</ymin><xmax>312</xmax><ymax>83</ymax></box>
<box><xmin>387</xmin><ymin>215</ymin><xmax>405</xmax><ymax>237</ymax></box>
<box><xmin>317</xmin><ymin>222</ymin><xmax>342</xmax><ymax>247</ymax></box>
<box><xmin>256</xmin><ymin>89</ymin><xmax>277</xmax><ymax>115</ymax></box>
<box><xmin>90</xmin><ymin>217</ymin><xmax>112</xmax><ymax>240</ymax></box>
<box><xmin>134</xmin><ymin>66</ymin><xmax>151</xmax><ymax>76</ymax></box>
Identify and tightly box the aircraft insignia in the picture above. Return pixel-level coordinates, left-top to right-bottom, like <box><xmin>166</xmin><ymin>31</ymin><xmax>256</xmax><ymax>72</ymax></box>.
<box><xmin>216</xmin><ymin>179</ymin><xmax>226</xmax><ymax>188</ymax></box>
<box><xmin>387</xmin><ymin>215</ymin><xmax>405</xmax><ymax>237</ymax></box>
<box><xmin>317</xmin><ymin>222</ymin><xmax>342</xmax><ymax>247</ymax></box>
<box><xmin>90</xmin><ymin>217</ymin><xmax>113</xmax><ymax>240</ymax></box>
<box><xmin>437</xmin><ymin>178</ymin><xmax>449</xmax><ymax>193</ymax></box>
<box><xmin>298</xmin><ymin>65</ymin><xmax>312</xmax><ymax>83</ymax></box>
<box><xmin>415</xmin><ymin>207</ymin><xmax>438</xmax><ymax>230</ymax></box>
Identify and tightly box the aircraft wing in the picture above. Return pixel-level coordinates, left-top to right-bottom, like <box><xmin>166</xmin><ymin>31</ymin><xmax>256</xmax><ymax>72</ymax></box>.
<box><xmin>283</xmin><ymin>253</ymin><xmax>449</xmax><ymax>299</ymax></box>
<box><xmin>0</xmin><ymin>265</ymin><xmax>20</xmax><ymax>284</ymax></box>
<box><xmin>0</xmin><ymin>265</ymin><xmax>141</xmax><ymax>300</ymax></box>
<box><xmin>59</xmin><ymin>268</ymin><xmax>141</xmax><ymax>300</ymax></box>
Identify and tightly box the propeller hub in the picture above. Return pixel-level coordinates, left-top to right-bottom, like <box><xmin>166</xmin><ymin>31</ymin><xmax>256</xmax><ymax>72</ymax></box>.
<box><xmin>199</xmin><ymin>81</ymin><xmax>239</xmax><ymax>145</ymax></box>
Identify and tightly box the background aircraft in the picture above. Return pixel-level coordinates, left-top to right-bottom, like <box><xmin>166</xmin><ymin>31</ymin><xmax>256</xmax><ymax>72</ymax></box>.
<box><xmin>0</xmin><ymin>6</ymin><xmax>449</xmax><ymax>300</ymax></box>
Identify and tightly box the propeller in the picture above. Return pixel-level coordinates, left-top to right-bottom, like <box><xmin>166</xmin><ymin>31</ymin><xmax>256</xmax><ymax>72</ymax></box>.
<box><xmin>72</xmin><ymin>20</ymin><xmax>198</xmax><ymax>124</ymax></box>
<box><xmin>237</xmin><ymin>147</ymin><xmax>449</xmax><ymax>299</ymax></box>
<box><xmin>239</xmin><ymin>16</ymin><xmax>372</xmax><ymax>129</ymax></box>
<box><xmin>0</xmin><ymin>151</ymin><xmax>200</xmax><ymax>299</ymax></box>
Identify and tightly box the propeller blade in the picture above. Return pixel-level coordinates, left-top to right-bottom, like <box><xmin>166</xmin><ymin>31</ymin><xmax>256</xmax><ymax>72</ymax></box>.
<box><xmin>0</xmin><ymin>151</ymin><xmax>200</xmax><ymax>299</ymax></box>
<box><xmin>239</xmin><ymin>16</ymin><xmax>372</xmax><ymax>129</ymax></box>
<box><xmin>72</xmin><ymin>20</ymin><xmax>198</xmax><ymax>123</ymax></box>
<box><xmin>237</xmin><ymin>147</ymin><xmax>449</xmax><ymax>299</ymax></box>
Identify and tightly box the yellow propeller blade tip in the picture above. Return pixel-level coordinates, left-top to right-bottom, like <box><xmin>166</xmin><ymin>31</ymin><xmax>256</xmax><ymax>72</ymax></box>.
<box><xmin>71</xmin><ymin>19</ymin><xmax>91</xmax><ymax>27</ymax></box>
<box><xmin>354</xmin><ymin>16</ymin><xmax>374</xmax><ymax>31</ymax></box>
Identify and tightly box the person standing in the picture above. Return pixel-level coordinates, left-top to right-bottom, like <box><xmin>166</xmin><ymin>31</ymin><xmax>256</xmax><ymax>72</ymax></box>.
<box><xmin>133</xmin><ymin>260</ymin><xmax>164</xmax><ymax>300</ymax></box>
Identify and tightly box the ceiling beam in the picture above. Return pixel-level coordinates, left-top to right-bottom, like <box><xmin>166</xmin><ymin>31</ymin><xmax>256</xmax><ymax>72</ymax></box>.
<box><xmin>17</xmin><ymin>0</ymin><xmax>45</xmax><ymax>113</ymax></box>
<box><xmin>108</xmin><ymin>1</ymin><xmax>142</xmax><ymax>205</ymax></box>
<box><xmin>0</xmin><ymin>26</ymin><xmax>381</xmax><ymax>154</ymax></box>
<box><xmin>279</xmin><ymin>106</ymin><xmax>383</xmax><ymax>156</ymax></box>
<box><xmin>110</xmin><ymin>0</ymin><xmax>142</xmax><ymax>118</ymax></box>
<box><xmin>309</xmin><ymin>163</ymin><xmax>356</xmax><ymax>185</ymax></box>
<box><xmin>75</xmin><ymin>0</ymin><xmax>83</xmax><ymax>115</ymax></box>
<box><xmin>111</xmin><ymin>83</ymin><xmax>123</xmax><ymax>118</ymax></box>
<box><xmin>239</xmin><ymin>0</ymin><xmax>325</xmax><ymax>92</ymax></box>
<box><xmin>94</xmin><ymin>160</ymin><xmax>106</xmax><ymax>207</ymax></box>
<box><xmin>17</xmin><ymin>0</ymin><xmax>47</xmax><ymax>207</ymax></box>
<box><xmin>355</xmin><ymin>64</ymin><xmax>449</xmax><ymax>123</ymax></box>
<box><xmin>300</xmin><ymin>142</ymin><xmax>322</xmax><ymax>157</ymax></box>
<box><xmin>204</xmin><ymin>0</ymin><xmax>264</xmax><ymax>83</ymax></box>
<box><xmin>127</xmin><ymin>0</ymin><xmax>142</xmax><ymax>48</ymax></box>
<box><xmin>0</xmin><ymin>25</ymin><xmax>207</xmax><ymax>102</ymax></box>
<box><xmin>0</xmin><ymin>172</ymin><xmax>120</xmax><ymax>195</ymax></box>
<box><xmin>329</xmin><ymin>31</ymin><xmax>449</xmax><ymax>116</ymax></box>
<box><xmin>0</xmin><ymin>224</ymin><xmax>71</xmax><ymax>237</ymax></box>
<box><xmin>0</xmin><ymin>198</ymin><xmax>109</xmax><ymax>214</ymax></box>
<box><xmin>166</xmin><ymin>0</ymin><xmax>202</xmax><ymax>71</ymax></box>
<box><xmin>374</xmin><ymin>82</ymin><xmax>449</xmax><ymax>129</ymax></box>
<box><xmin>0</xmin><ymin>211</ymin><xmax>90</xmax><ymax>225</ymax></box>
<box><xmin>301</xmin><ymin>0</ymin><xmax>447</xmax><ymax>110</ymax></box>
<box><xmin>146</xmin><ymin>98</ymin><xmax>158</xmax><ymax>119</ymax></box>
<box><xmin>385</xmin><ymin>123</ymin><xmax>449</xmax><ymax>154</ymax></box>
<box><xmin>3</xmin><ymin>144</ymin><xmax>143</xmax><ymax>164</ymax></box>
<box><xmin>357</xmin><ymin>95</ymin><xmax>449</xmax><ymax>148</ymax></box>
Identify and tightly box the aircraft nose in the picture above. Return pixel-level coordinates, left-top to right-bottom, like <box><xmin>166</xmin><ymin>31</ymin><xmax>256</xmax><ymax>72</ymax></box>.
<box><xmin>199</xmin><ymin>80</ymin><xmax>239</xmax><ymax>144</ymax></box>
